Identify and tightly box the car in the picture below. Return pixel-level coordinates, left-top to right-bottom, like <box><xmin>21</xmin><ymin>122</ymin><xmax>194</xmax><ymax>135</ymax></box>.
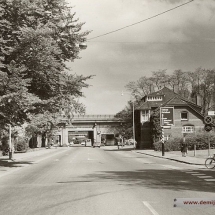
<box><xmin>85</xmin><ymin>139</ymin><xmax>92</xmax><ymax>147</ymax></box>
<box><xmin>81</xmin><ymin>141</ymin><xmax>86</xmax><ymax>146</ymax></box>
<box><xmin>126</xmin><ymin>139</ymin><xmax>137</xmax><ymax>145</ymax></box>
<box><xmin>93</xmin><ymin>142</ymin><xmax>101</xmax><ymax>148</ymax></box>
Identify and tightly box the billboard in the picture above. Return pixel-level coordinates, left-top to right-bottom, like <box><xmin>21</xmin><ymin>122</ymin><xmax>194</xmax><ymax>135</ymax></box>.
<box><xmin>160</xmin><ymin>107</ymin><xmax>174</xmax><ymax>127</ymax></box>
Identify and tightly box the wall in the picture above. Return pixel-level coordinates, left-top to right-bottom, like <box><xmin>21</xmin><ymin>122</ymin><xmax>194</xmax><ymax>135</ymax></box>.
<box><xmin>169</xmin><ymin>106</ymin><xmax>204</xmax><ymax>138</ymax></box>
<box><xmin>137</xmin><ymin>106</ymin><xmax>204</xmax><ymax>149</ymax></box>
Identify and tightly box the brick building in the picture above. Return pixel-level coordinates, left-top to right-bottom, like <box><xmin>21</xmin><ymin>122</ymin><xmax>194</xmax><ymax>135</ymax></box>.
<box><xmin>135</xmin><ymin>87</ymin><xmax>204</xmax><ymax>149</ymax></box>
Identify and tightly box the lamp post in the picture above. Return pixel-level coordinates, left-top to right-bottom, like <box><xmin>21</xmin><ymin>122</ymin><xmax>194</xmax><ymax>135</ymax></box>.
<box><xmin>121</xmin><ymin>92</ymin><xmax>136</xmax><ymax>149</ymax></box>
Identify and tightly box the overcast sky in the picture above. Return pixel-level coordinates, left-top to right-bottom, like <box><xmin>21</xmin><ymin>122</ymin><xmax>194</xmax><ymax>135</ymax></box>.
<box><xmin>67</xmin><ymin>0</ymin><xmax>215</xmax><ymax>115</ymax></box>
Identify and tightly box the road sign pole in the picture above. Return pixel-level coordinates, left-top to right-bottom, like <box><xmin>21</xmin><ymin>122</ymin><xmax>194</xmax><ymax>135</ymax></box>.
<box><xmin>161</xmin><ymin>127</ymin><xmax>165</xmax><ymax>156</ymax></box>
<box><xmin>208</xmin><ymin>133</ymin><xmax>210</xmax><ymax>156</ymax></box>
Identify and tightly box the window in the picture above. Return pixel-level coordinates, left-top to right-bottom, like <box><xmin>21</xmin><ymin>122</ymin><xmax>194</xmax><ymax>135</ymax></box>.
<box><xmin>181</xmin><ymin>111</ymin><xmax>188</xmax><ymax>120</ymax></box>
<box><xmin>147</xmin><ymin>96</ymin><xmax>162</xmax><ymax>101</ymax></box>
<box><xmin>182</xmin><ymin>126</ymin><xmax>194</xmax><ymax>133</ymax></box>
<box><xmin>141</xmin><ymin>110</ymin><xmax>150</xmax><ymax>122</ymax></box>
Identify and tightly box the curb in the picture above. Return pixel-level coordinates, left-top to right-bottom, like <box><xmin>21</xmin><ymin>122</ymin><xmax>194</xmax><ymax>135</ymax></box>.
<box><xmin>134</xmin><ymin>151</ymin><xmax>205</xmax><ymax>166</ymax></box>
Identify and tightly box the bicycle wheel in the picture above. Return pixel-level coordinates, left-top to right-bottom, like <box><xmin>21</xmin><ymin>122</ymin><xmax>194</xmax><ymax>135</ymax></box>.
<box><xmin>205</xmin><ymin>158</ymin><xmax>215</xmax><ymax>169</ymax></box>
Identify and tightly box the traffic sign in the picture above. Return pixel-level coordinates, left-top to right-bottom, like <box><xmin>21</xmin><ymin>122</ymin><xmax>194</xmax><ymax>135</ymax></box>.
<box><xmin>208</xmin><ymin>111</ymin><xmax>215</xmax><ymax>116</ymax></box>
<box><xmin>160</xmin><ymin>107</ymin><xmax>174</xmax><ymax>127</ymax></box>
<box><xmin>204</xmin><ymin>115</ymin><xmax>213</xmax><ymax>124</ymax></box>
<box><xmin>204</xmin><ymin>124</ymin><xmax>212</xmax><ymax>132</ymax></box>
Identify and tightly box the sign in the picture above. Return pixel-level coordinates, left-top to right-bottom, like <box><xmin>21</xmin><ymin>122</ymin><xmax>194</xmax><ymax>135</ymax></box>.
<box><xmin>160</xmin><ymin>107</ymin><xmax>174</xmax><ymax>127</ymax></box>
<box><xmin>204</xmin><ymin>124</ymin><xmax>212</xmax><ymax>132</ymax></box>
<box><xmin>208</xmin><ymin>111</ymin><xmax>215</xmax><ymax>116</ymax></box>
<box><xmin>204</xmin><ymin>116</ymin><xmax>213</xmax><ymax>125</ymax></box>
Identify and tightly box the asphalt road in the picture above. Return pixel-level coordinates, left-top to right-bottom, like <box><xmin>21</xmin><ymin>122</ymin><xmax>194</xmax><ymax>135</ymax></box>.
<box><xmin>0</xmin><ymin>146</ymin><xmax>215</xmax><ymax>215</ymax></box>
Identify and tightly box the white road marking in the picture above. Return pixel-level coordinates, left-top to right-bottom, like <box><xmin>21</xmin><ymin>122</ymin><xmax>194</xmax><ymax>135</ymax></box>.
<box><xmin>204</xmin><ymin>179</ymin><xmax>215</xmax><ymax>181</ymax></box>
<box><xmin>87</xmin><ymin>158</ymin><xmax>96</xmax><ymax>161</ymax></box>
<box><xmin>143</xmin><ymin>201</ymin><xmax>159</xmax><ymax>215</ymax></box>
<box><xmin>197</xmin><ymin>176</ymin><xmax>213</xmax><ymax>178</ymax></box>
<box><xmin>161</xmin><ymin>165</ymin><xmax>182</xmax><ymax>170</ymax></box>
<box><xmin>191</xmin><ymin>174</ymin><xmax>205</xmax><ymax>176</ymax></box>
<box><xmin>185</xmin><ymin>172</ymin><xmax>199</xmax><ymax>174</ymax></box>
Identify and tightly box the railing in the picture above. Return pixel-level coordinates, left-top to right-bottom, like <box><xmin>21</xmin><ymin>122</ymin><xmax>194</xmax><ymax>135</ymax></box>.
<box><xmin>72</xmin><ymin>115</ymin><xmax>116</xmax><ymax>119</ymax></box>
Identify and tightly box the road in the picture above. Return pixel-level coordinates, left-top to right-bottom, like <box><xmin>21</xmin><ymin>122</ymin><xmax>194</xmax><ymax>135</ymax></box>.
<box><xmin>0</xmin><ymin>146</ymin><xmax>215</xmax><ymax>215</ymax></box>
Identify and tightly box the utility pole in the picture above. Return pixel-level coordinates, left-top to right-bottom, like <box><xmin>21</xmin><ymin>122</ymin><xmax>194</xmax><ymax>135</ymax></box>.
<box><xmin>9</xmin><ymin>124</ymin><xmax>12</xmax><ymax>159</ymax></box>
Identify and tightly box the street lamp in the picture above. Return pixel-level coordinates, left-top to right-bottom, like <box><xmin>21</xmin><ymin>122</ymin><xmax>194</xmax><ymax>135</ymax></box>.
<box><xmin>121</xmin><ymin>91</ymin><xmax>136</xmax><ymax>149</ymax></box>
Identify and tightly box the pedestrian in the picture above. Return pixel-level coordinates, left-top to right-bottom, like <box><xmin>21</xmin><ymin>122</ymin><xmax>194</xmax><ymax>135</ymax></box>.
<box><xmin>115</xmin><ymin>134</ymin><xmax>120</xmax><ymax>150</ymax></box>
<box><xmin>181</xmin><ymin>142</ymin><xmax>187</xmax><ymax>157</ymax></box>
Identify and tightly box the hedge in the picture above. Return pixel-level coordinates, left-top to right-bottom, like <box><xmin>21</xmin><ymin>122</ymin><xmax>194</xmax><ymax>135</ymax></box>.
<box><xmin>153</xmin><ymin>132</ymin><xmax>215</xmax><ymax>152</ymax></box>
<box><xmin>153</xmin><ymin>137</ymin><xmax>182</xmax><ymax>152</ymax></box>
<box><xmin>14</xmin><ymin>138</ymin><xmax>28</xmax><ymax>152</ymax></box>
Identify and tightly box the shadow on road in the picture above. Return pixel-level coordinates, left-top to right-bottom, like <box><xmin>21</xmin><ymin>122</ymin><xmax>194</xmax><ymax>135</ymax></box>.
<box><xmin>81</xmin><ymin>169</ymin><xmax>215</xmax><ymax>193</ymax></box>
<box><xmin>0</xmin><ymin>159</ymin><xmax>33</xmax><ymax>168</ymax></box>
<box><xmin>103</xmin><ymin>147</ymin><xmax>134</xmax><ymax>152</ymax></box>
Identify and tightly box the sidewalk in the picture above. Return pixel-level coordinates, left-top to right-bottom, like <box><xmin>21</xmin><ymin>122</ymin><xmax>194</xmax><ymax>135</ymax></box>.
<box><xmin>134</xmin><ymin>149</ymin><xmax>215</xmax><ymax>165</ymax></box>
<box><xmin>0</xmin><ymin>146</ymin><xmax>70</xmax><ymax>179</ymax></box>
<box><xmin>0</xmin><ymin>147</ymin><xmax>55</xmax><ymax>161</ymax></box>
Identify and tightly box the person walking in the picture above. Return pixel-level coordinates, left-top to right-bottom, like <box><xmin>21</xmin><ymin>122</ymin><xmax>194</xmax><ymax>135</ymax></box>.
<box><xmin>115</xmin><ymin>134</ymin><xmax>120</xmax><ymax>150</ymax></box>
<box><xmin>181</xmin><ymin>142</ymin><xmax>187</xmax><ymax>157</ymax></box>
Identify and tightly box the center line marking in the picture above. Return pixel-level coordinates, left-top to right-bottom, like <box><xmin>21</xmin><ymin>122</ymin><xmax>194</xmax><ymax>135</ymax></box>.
<box><xmin>143</xmin><ymin>201</ymin><xmax>159</xmax><ymax>215</ymax></box>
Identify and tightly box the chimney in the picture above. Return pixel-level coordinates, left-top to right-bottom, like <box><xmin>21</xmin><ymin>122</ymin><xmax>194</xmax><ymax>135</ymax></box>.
<box><xmin>196</xmin><ymin>94</ymin><xmax>202</xmax><ymax>106</ymax></box>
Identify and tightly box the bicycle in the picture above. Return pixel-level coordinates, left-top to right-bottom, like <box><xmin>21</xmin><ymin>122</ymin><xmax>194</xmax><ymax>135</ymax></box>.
<box><xmin>205</xmin><ymin>154</ymin><xmax>215</xmax><ymax>169</ymax></box>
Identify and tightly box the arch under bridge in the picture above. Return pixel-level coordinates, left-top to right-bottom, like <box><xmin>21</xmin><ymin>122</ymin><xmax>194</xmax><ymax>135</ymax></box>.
<box><xmin>53</xmin><ymin>115</ymin><xmax>123</xmax><ymax>146</ymax></box>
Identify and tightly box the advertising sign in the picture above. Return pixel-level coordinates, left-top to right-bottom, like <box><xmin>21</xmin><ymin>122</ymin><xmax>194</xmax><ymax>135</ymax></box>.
<box><xmin>160</xmin><ymin>107</ymin><xmax>174</xmax><ymax>127</ymax></box>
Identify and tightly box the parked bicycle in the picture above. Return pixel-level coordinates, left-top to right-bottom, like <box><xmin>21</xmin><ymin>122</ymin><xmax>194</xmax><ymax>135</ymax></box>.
<box><xmin>205</xmin><ymin>154</ymin><xmax>215</xmax><ymax>169</ymax></box>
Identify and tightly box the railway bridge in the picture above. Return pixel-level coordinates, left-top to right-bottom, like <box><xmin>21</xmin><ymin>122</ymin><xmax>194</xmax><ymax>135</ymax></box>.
<box><xmin>53</xmin><ymin>115</ymin><xmax>123</xmax><ymax>146</ymax></box>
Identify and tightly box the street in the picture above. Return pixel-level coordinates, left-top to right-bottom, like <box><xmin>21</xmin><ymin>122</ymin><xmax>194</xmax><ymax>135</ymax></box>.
<box><xmin>0</xmin><ymin>146</ymin><xmax>215</xmax><ymax>215</ymax></box>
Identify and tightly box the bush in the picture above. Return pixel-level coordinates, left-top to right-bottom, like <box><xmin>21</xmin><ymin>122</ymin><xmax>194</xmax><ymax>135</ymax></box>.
<box><xmin>1</xmin><ymin>136</ymin><xmax>9</xmax><ymax>155</ymax></box>
<box><xmin>153</xmin><ymin>137</ymin><xmax>181</xmax><ymax>152</ymax></box>
<box><xmin>14</xmin><ymin>138</ymin><xmax>28</xmax><ymax>152</ymax></box>
<box><xmin>153</xmin><ymin>132</ymin><xmax>215</xmax><ymax>152</ymax></box>
<box><xmin>185</xmin><ymin>132</ymin><xmax>215</xmax><ymax>150</ymax></box>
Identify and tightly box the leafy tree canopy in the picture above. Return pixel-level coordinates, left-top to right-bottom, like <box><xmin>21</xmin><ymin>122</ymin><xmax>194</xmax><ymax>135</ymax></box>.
<box><xmin>0</xmin><ymin>0</ymin><xmax>92</xmax><ymax>129</ymax></box>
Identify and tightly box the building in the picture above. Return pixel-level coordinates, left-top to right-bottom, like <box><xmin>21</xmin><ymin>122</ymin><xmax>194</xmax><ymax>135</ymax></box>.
<box><xmin>53</xmin><ymin>115</ymin><xmax>123</xmax><ymax>146</ymax></box>
<box><xmin>135</xmin><ymin>87</ymin><xmax>204</xmax><ymax>149</ymax></box>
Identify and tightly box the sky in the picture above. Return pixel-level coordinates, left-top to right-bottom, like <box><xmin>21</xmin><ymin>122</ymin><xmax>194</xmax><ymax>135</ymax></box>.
<box><xmin>66</xmin><ymin>0</ymin><xmax>215</xmax><ymax>115</ymax></box>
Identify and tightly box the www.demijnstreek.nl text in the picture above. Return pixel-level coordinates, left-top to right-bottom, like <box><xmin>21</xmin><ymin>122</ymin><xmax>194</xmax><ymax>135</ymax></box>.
<box><xmin>174</xmin><ymin>198</ymin><xmax>215</xmax><ymax>207</ymax></box>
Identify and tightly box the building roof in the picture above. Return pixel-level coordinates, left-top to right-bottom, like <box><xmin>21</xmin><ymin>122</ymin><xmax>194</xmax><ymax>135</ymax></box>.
<box><xmin>136</xmin><ymin>87</ymin><xmax>203</xmax><ymax>117</ymax></box>
<box><xmin>145</xmin><ymin>86</ymin><xmax>177</xmax><ymax>98</ymax></box>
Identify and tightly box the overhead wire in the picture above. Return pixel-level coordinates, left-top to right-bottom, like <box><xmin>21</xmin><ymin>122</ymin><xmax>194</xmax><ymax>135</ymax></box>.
<box><xmin>87</xmin><ymin>0</ymin><xmax>194</xmax><ymax>41</ymax></box>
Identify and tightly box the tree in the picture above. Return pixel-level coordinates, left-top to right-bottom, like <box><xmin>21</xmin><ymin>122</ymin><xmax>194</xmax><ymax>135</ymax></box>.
<box><xmin>114</xmin><ymin>101</ymin><xmax>136</xmax><ymax>139</ymax></box>
<box><xmin>0</xmin><ymin>0</ymin><xmax>92</xmax><ymax>129</ymax></box>
<box><xmin>150</xmin><ymin>109</ymin><xmax>162</xmax><ymax>143</ymax></box>
<box><xmin>125</xmin><ymin>76</ymin><xmax>154</xmax><ymax>100</ymax></box>
<box><xmin>151</xmin><ymin>69</ymin><xmax>168</xmax><ymax>90</ymax></box>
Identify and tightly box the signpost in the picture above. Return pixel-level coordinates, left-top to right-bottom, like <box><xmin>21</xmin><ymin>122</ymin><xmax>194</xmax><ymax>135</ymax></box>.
<box><xmin>160</xmin><ymin>107</ymin><xmax>174</xmax><ymax>127</ymax></box>
<box><xmin>208</xmin><ymin>111</ymin><xmax>215</xmax><ymax>116</ymax></box>
<box><xmin>204</xmin><ymin>124</ymin><xmax>212</xmax><ymax>132</ymax></box>
<box><xmin>203</xmin><ymin>114</ymin><xmax>214</xmax><ymax>156</ymax></box>
<box><xmin>204</xmin><ymin>115</ymin><xmax>213</xmax><ymax>125</ymax></box>
<box><xmin>160</xmin><ymin>107</ymin><xmax>174</xmax><ymax>156</ymax></box>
